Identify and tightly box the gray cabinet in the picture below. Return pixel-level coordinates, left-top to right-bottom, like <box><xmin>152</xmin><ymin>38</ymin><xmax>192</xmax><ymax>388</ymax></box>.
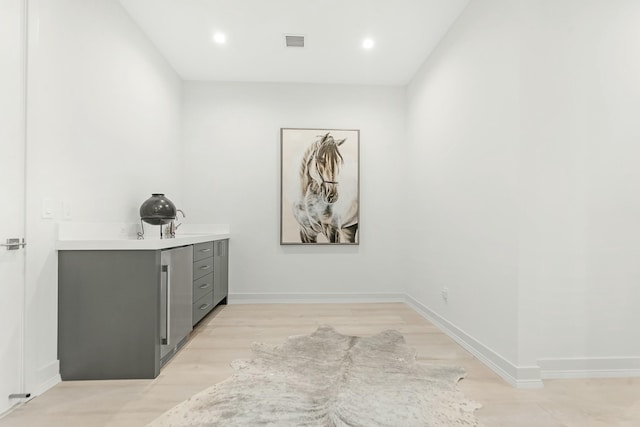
<box><xmin>160</xmin><ymin>246</ymin><xmax>193</xmax><ymax>364</ymax></box>
<box><xmin>213</xmin><ymin>239</ymin><xmax>229</xmax><ymax>306</ymax></box>
<box><xmin>191</xmin><ymin>239</ymin><xmax>229</xmax><ymax>325</ymax></box>
<box><xmin>58</xmin><ymin>250</ymin><xmax>167</xmax><ymax>380</ymax></box>
<box><xmin>192</xmin><ymin>241</ymin><xmax>214</xmax><ymax>325</ymax></box>
<box><xmin>58</xmin><ymin>239</ymin><xmax>229</xmax><ymax>380</ymax></box>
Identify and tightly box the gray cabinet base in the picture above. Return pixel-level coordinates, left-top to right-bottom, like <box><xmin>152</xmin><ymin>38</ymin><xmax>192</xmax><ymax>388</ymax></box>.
<box><xmin>58</xmin><ymin>250</ymin><xmax>162</xmax><ymax>380</ymax></box>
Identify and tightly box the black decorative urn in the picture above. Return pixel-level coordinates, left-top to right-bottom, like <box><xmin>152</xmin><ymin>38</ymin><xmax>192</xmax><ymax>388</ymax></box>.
<box><xmin>139</xmin><ymin>193</ymin><xmax>176</xmax><ymax>225</ymax></box>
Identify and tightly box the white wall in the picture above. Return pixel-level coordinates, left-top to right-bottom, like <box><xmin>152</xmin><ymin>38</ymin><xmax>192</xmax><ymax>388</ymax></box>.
<box><xmin>518</xmin><ymin>0</ymin><xmax>640</xmax><ymax>375</ymax></box>
<box><xmin>24</xmin><ymin>0</ymin><xmax>183</xmax><ymax>393</ymax></box>
<box><xmin>405</xmin><ymin>0</ymin><xmax>522</xmax><ymax>380</ymax></box>
<box><xmin>181</xmin><ymin>82</ymin><xmax>406</xmax><ymax>301</ymax></box>
<box><xmin>406</xmin><ymin>0</ymin><xmax>640</xmax><ymax>384</ymax></box>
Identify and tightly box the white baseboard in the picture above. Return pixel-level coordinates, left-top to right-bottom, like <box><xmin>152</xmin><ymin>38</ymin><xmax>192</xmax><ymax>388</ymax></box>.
<box><xmin>32</xmin><ymin>360</ymin><xmax>61</xmax><ymax>396</ymax></box>
<box><xmin>228</xmin><ymin>292</ymin><xmax>406</xmax><ymax>304</ymax></box>
<box><xmin>539</xmin><ymin>357</ymin><xmax>640</xmax><ymax>379</ymax></box>
<box><xmin>1</xmin><ymin>361</ymin><xmax>60</xmax><ymax>418</ymax></box>
<box><xmin>0</xmin><ymin>401</ymin><xmax>21</xmax><ymax>420</ymax></box>
<box><xmin>405</xmin><ymin>295</ymin><xmax>543</xmax><ymax>389</ymax></box>
<box><xmin>36</xmin><ymin>297</ymin><xmax>638</xmax><ymax>391</ymax></box>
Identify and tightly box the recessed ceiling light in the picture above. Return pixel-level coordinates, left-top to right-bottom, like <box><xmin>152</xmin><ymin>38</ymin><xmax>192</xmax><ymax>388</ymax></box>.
<box><xmin>213</xmin><ymin>32</ymin><xmax>226</xmax><ymax>44</ymax></box>
<box><xmin>362</xmin><ymin>38</ymin><xmax>375</xmax><ymax>49</ymax></box>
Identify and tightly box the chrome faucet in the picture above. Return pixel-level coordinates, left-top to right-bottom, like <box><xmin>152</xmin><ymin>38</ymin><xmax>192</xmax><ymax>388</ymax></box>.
<box><xmin>165</xmin><ymin>209</ymin><xmax>186</xmax><ymax>237</ymax></box>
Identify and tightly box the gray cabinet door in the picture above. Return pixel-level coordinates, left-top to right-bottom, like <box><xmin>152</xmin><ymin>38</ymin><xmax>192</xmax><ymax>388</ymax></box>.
<box><xmin>193</xmin><ymin>241</ymin><xmax>214</xmax><ymax>262</ymax></box>
<box><xmin>192</xmin><ymin>291</ymin><xmax>214</xmax><ymax>325</ymax></box>
<box><xmin>58</xmin><ymin>250</ymin><xmax>162</xmax><ymax>380</ymax></box>
<box><xmin>213</xmin><ymin>239</ymin><xmax>229</xmax><ymax>305</ymax></box>
<box><xmin>193</xmin><ymin>273</ymin><xmax>214</xmax><ymax>302</ymax></box>
<box><xmin>160</xmin><ymin>246</ymin><xmax>193</xmax><ymax>361</ymax></box>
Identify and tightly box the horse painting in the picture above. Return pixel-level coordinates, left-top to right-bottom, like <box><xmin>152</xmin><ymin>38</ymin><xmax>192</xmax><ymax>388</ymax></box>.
<box><xmin>291</xmin><ymin>132</ymin><xmax>359</xmax><ymax>244</ymax></box>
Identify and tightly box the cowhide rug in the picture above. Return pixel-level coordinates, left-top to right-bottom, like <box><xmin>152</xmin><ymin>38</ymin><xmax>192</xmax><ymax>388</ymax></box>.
<box><xmin>148</xmin><ymin>325</ymin><xmax>483</xmax><ymax>426</ymax></box>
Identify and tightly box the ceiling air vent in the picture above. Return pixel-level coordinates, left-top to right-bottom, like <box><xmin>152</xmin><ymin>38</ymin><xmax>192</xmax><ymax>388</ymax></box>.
<box><xmin>285</xmin><ymin>35</ymin><xmax>305</xmax><ymax>48</ymax></box>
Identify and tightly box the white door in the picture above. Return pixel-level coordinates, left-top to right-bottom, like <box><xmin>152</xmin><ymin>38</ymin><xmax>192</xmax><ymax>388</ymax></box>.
<box><xmin>0</xmin><ymin>0</ymin><xmax>27</xmax><ymax>415</ymax></box>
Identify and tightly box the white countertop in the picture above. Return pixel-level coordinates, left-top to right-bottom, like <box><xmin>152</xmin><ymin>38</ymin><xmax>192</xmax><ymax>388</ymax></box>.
<box><xmin>56</xmin><ymin>223</ymin><xmax>230</xmax><ymax>251</ymax></box>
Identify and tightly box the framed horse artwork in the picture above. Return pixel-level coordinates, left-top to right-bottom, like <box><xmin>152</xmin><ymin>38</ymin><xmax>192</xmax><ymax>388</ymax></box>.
<box><xmin>281</xmin><ymin>128</ymin><xmax>360</xmax><ymax>245</ymax></box>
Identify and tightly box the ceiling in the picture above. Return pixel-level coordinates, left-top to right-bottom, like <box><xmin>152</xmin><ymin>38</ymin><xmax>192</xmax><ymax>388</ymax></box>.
<box><xmin>118</xmin><ymin>0</ymin><xmax>470</xmax><ymax>86</ymax></box>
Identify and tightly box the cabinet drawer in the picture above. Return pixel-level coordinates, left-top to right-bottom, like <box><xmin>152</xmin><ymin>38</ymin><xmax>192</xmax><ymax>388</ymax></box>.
<box><xmin>193</xmin><ymin>272</ymin><xmax>213</xmax><ymax>302</ymax></box>
<box><xmin>193</xmin><ymin>257</ymin><xmax>214</xmax><ymax>280</ymax></box>
<box><xmin>192</xmin><ymin>291</ymin><xmax>214</xmax><ymax>326</ymax></box>
<box><xmin>193</xmin><ymin>241</ymin><xmax>214</xmax><ymax>262</ymax></box>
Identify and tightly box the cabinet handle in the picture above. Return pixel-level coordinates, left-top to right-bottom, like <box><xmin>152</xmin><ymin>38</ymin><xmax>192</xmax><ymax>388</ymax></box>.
<box><xmin>161</xmin><ymin>265</ymin><xmax>170</xmax><ymax>345</ymax></box>
<box><xmin>199</xmin><ymin>303</ymin><xmax>211</xmax><ymax>311</ymax></box>
<box><xmin>199</xmin><ymin>265</ymin><xmax>211</xmax><ymax>270</ymax></box>
<box><xmin>200</xmin><ymin>248</ymin><xmax>211</xmax><ymax>253</ymax></box>
<box><xmin>199</xmin><ymin>283</ymin><xmax>211</xmax><ymax>289</ymax></box>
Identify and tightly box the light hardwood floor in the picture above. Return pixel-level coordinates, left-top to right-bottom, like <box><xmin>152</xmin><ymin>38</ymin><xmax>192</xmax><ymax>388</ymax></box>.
<box><xmin>1</xmin><ymin>303</ymin><xmax>639</xmax><ymax>426</ymax></box>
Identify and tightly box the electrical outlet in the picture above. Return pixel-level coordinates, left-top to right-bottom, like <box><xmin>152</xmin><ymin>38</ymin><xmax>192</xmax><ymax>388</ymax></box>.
<box><xmin>441</xmin><ymin>287</ymin><xmax>449</xmax><ymax>303</ymax></box>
